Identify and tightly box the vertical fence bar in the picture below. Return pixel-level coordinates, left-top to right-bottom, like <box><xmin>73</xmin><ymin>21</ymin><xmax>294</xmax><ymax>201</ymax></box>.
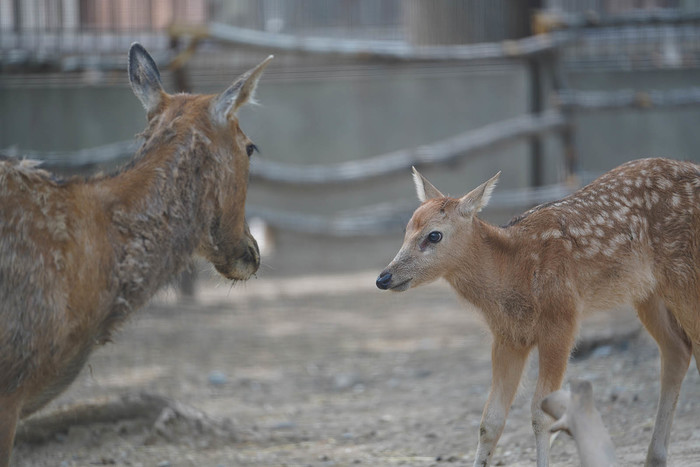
<box><xmin>527</xmin><ymin>0</ymin><xmax>544</xmax><ymax>187</ymax></box>
<box><xmin>549</xmin><ymin>47</ymin><xmax>578</xmax><ymax>181</ymax></box>
<box><xmin>169</xmin><ymin>32</ymin><xmax>198</xmax><ymax>299</ymax></box>
<box><xmin>529</xmin><ymin>54</ymin><xmax>544</xmax><ymax>187</ymax></box>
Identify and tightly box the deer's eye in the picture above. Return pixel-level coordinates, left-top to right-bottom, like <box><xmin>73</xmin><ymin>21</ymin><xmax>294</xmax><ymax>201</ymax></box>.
<box><xmin>427</xmin><ymin>231</ymin><xmax>442</xmax><ymax>243</ymax></box>
<box><xmin>246</xmin><ymin>143</ymin><xmax>258</xmax><ymax>158</ymax></box>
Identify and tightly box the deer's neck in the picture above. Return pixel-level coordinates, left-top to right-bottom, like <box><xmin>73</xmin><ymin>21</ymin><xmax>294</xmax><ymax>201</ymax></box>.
<box><xmin>92</xmin><ymin>130</ymin><xmax>214</xmax><ymax>326</ymax></box>
<box><xmin>444</xmin><ymin>218</ymin><xmax>522</xmax><ymax>314</ymax></box>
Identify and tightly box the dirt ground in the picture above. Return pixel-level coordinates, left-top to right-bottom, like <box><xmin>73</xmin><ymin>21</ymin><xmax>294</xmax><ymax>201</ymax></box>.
<box><xmin>11</xmin><ymin>272</ymin><xmax>700</xmax><ymax>467</ymax></box>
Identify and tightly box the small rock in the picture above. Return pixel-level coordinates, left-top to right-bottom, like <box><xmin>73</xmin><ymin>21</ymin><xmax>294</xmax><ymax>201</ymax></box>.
<box><xmin>92</xmin><ymin>458</ymin><xmax>116</xmax><ymax>465</ymax></box>
<box><xmin>608</xmin><ymin>385</ymin><xmax>627</xmax><ymax>403</ymax></box>
<box><xmin>208</xmin><ymin>370</ymin><xmax>228</xmax><ymax>386</ymax></box>
<box><xmin>414</xmin><ymin>369</ymin><xmax>432</xmax><ymax>379</ymax></box>
<box><xmin>157</xmin><ymin>461</ymin><xmax>171</xmax><ymax>467</ymax></box>
<box><xmin>334</xmin><ymin>373</ymin><xmax>361</xmax><ymax>390</ymax></box>
<box><xmin>591</xmin><ymin>345</ymin><xmax>613</xmax><ymax>358</ymax></box>
<box><xmin>270</xmin><ymin>421</ymin><xmax>296</xmax><ymax>430</ymax></box>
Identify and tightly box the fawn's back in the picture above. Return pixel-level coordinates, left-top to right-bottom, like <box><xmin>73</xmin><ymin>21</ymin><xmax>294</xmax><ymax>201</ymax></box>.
<box><xmin>508</xmin><ymin>157</ymin><xmax>700</xmax><ymax>317</ymax></box>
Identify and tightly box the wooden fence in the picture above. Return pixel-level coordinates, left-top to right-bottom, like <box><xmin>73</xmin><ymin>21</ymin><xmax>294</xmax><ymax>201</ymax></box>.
<box><xmin>4</xmin><ymin>9</ymin><xmax>700</xmax><ymax>238</ymax></box>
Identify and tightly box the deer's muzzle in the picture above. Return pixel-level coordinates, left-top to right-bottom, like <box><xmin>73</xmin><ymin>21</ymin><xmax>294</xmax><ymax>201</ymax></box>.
<box><xmin>375</xmin><ymin>269</ymin><xmax>412</xmax><ymax>291</ymax></box>
<box><xmin>215</xmin><ymin>234</ymin><xmax>260</xmax><ymax>281</ymax></box>
<box><xmin>376</xmin><ymin>272</ymin><xmax>393</xmax><ymax>289</ymax></box>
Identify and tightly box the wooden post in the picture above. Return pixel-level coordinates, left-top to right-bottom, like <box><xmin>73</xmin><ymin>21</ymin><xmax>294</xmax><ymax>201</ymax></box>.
<box><xmin>169</xmin><ymin>33</ymin><xmax>197</xmax><ymax>299</ymax></box>
<box><xmin>404</xmin><ymin>0</ymin><xmax>532</xmax><ymax>46</ymax></box>
<box><xmin>548</xmin><ymin>37</ymin><xmax>578</xmax><ymax>182</ymax></box>
<box><xmin>529</xmin><ymin>55</ymin><xmax>544</xmax><ymax>187</ymax></box>
<box><xmin>526</xmin><ymin>0</ymin><xmax>545</xmax><ymax>187</ymax></box>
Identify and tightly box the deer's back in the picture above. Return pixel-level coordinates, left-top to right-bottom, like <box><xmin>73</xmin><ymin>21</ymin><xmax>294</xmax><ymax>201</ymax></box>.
<box><xmin>0</xmin><ymin>160</ymin><xmax>112</xmax><ymax>404</ymax></box>
<box><xmin>510</xmin><ymin>158</ymin><xmax>700</xmax><ymax>313</ymax></box>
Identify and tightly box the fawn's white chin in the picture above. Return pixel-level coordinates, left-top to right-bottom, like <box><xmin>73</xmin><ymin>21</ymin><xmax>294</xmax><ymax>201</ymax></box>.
<box><xmin>389</xmin><ymin>279</ymin><xmax>412</xmax><ymax>292</ymax></box>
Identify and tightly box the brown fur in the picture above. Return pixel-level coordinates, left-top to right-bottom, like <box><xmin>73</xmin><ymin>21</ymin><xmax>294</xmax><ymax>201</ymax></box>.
<box><xmin>378</xmin><ymin>158</ymin><xmax>700</xmax><ymax>467</ymax></box>
<box><xmin>0</xmin><ymin>44</ymin><xmax>272</xmax><ymax>466</ymax></box>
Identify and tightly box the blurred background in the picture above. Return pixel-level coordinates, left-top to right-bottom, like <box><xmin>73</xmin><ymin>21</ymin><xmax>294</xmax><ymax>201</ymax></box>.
<box><xmin>2</xmin><ymin>0</ymin><xmax>700</xmax><ymax>285</ymax></box>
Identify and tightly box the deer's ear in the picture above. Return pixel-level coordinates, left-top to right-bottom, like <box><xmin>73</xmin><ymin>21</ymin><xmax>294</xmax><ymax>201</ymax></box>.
<box><xmin>211</xmin><ymin>55</ymin><xmax>273</xmax><ymax>125</ymax></box>
<box><xmin>457</xmin><ymin>171</ymin><xmax>500</xmax><ymax>217</ymax></box>
<box><xmin>412</xmin><ymin>167</ymin><xmax>444</xmax><ymax>202</ymax></box>
<box><xmin>128</xmin><ymin>43</ymin><xmax>164</xmax><ymax>114</ymax></box>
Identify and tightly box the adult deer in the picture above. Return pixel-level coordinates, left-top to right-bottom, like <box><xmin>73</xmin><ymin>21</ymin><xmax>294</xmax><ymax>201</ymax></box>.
<box><xmin>0</xmin><ymin>44</ymin><xmax>271</xmax><ymax>466</ymax></box>
<box><xmin>376</xmin><ymin>158</ymin><xmax>699</xmax><ymax>467</ymax></box>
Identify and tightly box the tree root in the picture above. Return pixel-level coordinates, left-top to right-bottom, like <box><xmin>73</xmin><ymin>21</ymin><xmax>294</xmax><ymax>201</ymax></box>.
<box><xmin>16</xmin><ymin>392</ymin><xmax>234</xmax><ymax>445</ymax></box>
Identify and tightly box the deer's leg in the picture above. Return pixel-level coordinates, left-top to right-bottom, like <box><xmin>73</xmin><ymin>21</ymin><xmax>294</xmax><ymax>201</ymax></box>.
<box><xmin>0</xmin><ymin>391</ymin><xmax>23</xmax><ymax>467</ymax></box>
<box><xmin>474</xmin><ymin>338</ymin><xmax>531</xmax><ymax>467</ymax></box>
<box><xmin>531</xmin><ymin>332</ymin><xmax>576</xmax><ymax>467</ymax></box>
<box><xmin>693</xmin><ymin>344</ymin><xmax>700</xmax><ymax>375</ymax></box>
<box><xmin>636</xmin><ymin>295</ymin><xmax>691</xmax><ymax>467</ymax></box>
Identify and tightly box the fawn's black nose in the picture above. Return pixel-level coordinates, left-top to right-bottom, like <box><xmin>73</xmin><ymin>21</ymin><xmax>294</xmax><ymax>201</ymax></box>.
<box><xmin>376</xmin><ymin>272</ymin><xmax>392</xmax><ymax>290</ymax></box>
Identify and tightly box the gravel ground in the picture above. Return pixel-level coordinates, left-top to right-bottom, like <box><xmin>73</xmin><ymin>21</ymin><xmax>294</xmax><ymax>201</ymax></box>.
<box><xmin>10</xmin><ymin>272</ymin><xmax>700</xmax><ymax>466</ymax></box>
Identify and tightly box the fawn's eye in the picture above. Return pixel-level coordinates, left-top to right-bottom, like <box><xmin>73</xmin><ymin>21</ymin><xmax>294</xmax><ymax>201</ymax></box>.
<box><xmin>427</xmin><ymin>231</ymin><xmax>442</xmax><ymax>243</ymax></box>
<box><xmin>246</xmin><ymin>143</ymin><xmax>258</xmax><ymax>158</ymax></box>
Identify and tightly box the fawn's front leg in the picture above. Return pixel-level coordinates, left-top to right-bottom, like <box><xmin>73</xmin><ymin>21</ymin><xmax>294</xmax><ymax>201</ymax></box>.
<box><xmin>474</xmin><ymin>338</ymin><xmax>531</xmax><ymax>467</ymax></box>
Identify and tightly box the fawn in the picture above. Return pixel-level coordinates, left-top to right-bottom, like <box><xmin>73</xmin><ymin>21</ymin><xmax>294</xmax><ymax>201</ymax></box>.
<box><xmin>0</xmin><ymin>44</ymin><xmax>272</xmax><ymax>466</ymax></box>
<box><xmin>377</xmin><ymin>158</ymin><xmax>700</xmax><ymax>467</ymax></box>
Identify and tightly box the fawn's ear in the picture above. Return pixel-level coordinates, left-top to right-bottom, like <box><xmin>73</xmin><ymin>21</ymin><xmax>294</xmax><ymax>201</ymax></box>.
<box><xmin>457</xmin><ymin>171</ymin><xmax>500</xmax><ymax>217</ymax></box>
<box><xmin>211</xmin><ymin>55</ymin><xmax>273</xmax><ymax>125</ymax></box>
<box><xmin>412</xmin><ymin>167</ymin><xmax>444</xmax><ymax>202</ymax></box>
<box><xmin>128</xmin><ymin>43</ymin><xmax>164</xmax><ymax>114</ymax></box>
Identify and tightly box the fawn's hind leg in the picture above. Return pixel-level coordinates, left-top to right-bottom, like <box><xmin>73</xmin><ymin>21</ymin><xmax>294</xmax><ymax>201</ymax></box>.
<box><xmin>636</xmin><ymin>295</ymin><xmax>692</xmax><ymax>467</ymax></box>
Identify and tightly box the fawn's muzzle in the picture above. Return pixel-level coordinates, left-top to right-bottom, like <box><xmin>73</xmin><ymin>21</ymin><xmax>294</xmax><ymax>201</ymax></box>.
<box><xmin>376</xmin><ymin>272</ymin><xmax>393</xmax><ymax>290</ymax></box>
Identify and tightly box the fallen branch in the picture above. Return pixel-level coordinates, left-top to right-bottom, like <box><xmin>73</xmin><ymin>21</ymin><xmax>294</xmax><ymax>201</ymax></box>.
<box><xmin>541</xmin><ymin>379</ymin><xmax>617</xmax><ymax>467</ymax></box>
<box><xmin>15</xmin><ymin>392</ymin><xmax>232</xmax><ymax>445</ymax></box>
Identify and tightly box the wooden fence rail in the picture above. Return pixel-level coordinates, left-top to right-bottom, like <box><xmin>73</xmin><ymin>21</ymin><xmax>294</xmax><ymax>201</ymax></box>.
<box><xmin>555</xmin><ymin>87</ymin><xmax>700</xmax><ymax>111</ymax></box>
<box><xmin>248</xmin><ymin>182</ymin><xmax>574</xmax><ymax>237</ymax></box>
<box><xmin>4</xmin><ymin>9</ymin><xmax>700</xmax><ymax>239</ymax></box>
<box><xmin>202</xmin><ymin>23</ymin><xmax>569</xmax><ymax>62</ymax></box>
<box><xmin>249</xmin><ymin>110</ymin><xmax>566</xmax><ymax>185</ymax></box>
<box><xmin>6</xmin><ymin>110</ymin><xmax>566</xmax><ymax>184</ymax></box>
